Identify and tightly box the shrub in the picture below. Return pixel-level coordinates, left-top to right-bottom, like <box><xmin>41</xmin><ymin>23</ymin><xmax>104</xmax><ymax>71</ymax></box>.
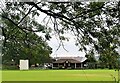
<box><xmin>2</xmin><ymin>65</ymin><xmax>18</xmax><ymax>70</ymax></box>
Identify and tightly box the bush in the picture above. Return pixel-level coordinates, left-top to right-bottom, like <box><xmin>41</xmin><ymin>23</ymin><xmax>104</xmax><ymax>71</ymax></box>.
<box><xmin>2</xmin><ymin>65</ymin><xmax>19</xmax><ymax>70</ymax></box>
<box><xmin>59</xmin><ymin>65</ymin><xmax>65</xmax><ymax>69</ymax></box>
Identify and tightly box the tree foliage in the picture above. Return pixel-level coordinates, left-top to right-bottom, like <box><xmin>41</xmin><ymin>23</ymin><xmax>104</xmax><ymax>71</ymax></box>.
<box><xmin>1</xmin><ymin>1</ymin><xmax>120</xmax><ymax>67</ymax></box>
<box><xmin>1</xmin><ymin>3</ymin><xmax>52</xmax><ymax>66</ymax></box>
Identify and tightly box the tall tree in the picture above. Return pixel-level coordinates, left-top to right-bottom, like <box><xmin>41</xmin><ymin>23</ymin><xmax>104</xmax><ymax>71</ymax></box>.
<box><xmin>99</xmin><ymin>45</ymin><xmax>119</xmax><ymax>69</ymax></box>
<box><xmin>1</xmin><ymin>2</ymin><xmax>120</xmax><ymax>67</ymax></box>
<box><xmin>85</xmin><ymin>49</ymin><xmax>97</xmax><ymax>68</ymax></box>
<box><xmin>1</xmin><ymin>4</ymin><xmax>52</xmax><ymax>66</ymax></box>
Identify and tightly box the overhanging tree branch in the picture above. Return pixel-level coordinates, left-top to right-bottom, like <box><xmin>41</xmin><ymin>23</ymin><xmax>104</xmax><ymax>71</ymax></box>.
<box><xmin>73</xmin><ymin>3</ymin><xmax>105</xmax><ymax>19</ymax></box>
<box><xmin>1</xmin><ymin>15</ymin><xmax>44</xmax><ymax>32</ymax></box>
<box><xmin>1</xmin><ymin>15</ymin><xmax>26</xmax><ymax>33</ymax></box>
<box><xmin>18</xmin><ymin>6</ymin><xmax>34</xmax><ymax>25</ymax></box>
<box><xmin>26</xmin><ymin>2</ymin><xmax>85</xmax><ymax>36</ymax></box>
<box><xmin>26</xmin><ymin>2</ymin><xmax>73</xmax><ymax>21</ymax></box>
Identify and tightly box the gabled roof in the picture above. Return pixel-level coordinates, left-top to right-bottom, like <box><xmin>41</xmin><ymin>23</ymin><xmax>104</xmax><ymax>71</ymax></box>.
<box><xmin>53</xmin><ymin>57</ymin><xmax>87</xmax><ymax>63</ymax></box>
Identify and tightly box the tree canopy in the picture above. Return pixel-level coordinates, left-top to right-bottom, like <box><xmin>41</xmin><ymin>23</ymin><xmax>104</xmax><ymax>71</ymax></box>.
<box><xmin>0</xmin><ymin>3</ymin><xmax>52</xmax><ymax>66</ymax></box>
<box><xmin>1</xmin><ymin>1</ymin><xmax>120</xmax><ymax>67</ymax></box>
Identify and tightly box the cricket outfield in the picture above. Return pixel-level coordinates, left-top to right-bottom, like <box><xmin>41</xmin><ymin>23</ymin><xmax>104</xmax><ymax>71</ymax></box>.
<box><xmin>2</xmin><ymin>69</ymin><xmax>118</xmax><ymax>81</ymax></box>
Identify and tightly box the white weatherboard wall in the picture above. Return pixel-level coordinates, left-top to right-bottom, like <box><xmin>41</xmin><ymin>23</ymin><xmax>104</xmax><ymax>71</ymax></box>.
<box><xmin>20</xmin><ymin>60</ymin><xmax>29</xmax><ymax>70</ymax></box>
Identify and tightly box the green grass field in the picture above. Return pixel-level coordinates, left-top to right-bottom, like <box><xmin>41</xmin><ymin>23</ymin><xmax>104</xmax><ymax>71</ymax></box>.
<box><xmin>2</xmin><ymin>69</ymin><xmax>118</xmax><ymax>81</ymax></box>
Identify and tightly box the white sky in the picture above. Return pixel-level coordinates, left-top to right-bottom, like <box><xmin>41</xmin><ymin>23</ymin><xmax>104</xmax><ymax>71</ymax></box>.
<box><xmin>48</xmin><ymin>35</ymin><xmax>86</xmax><ymax>57</ymax></box>
<box><xmin>36</xmin><ymin>12</ymin><xmax>86</xmax><ymax>57</ymax></box>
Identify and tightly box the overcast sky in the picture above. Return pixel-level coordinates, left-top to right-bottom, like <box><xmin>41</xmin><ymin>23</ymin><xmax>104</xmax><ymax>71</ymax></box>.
<box><xmin>36</xmin><ymin>12</ymin><xmax>86</xmax><ymax>57</ymax></box>
<box><xmin>47</xmin><ymin>35</ymin><xmax>86</xmax><ymax>57</ymax></box>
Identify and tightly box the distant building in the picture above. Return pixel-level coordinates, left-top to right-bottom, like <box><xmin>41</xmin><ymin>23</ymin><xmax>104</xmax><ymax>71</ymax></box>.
<box><xmin>52</xmin><ymin>57</ymin><xmax>87</xmax><ymax>69</ymax></box>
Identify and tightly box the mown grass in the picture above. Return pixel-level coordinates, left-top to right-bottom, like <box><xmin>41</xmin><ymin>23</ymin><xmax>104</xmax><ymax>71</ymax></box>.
<box><xmin>2</xmin><ymin>69</ymin><xmax>118</xmax><ymax>81</ymax></box>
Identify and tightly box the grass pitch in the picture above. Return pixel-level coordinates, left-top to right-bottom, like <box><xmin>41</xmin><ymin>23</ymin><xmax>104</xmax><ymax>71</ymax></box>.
<box><xmin>2</xmin><ymin>69</ymin><xmax>118</xmax><ymax>81</ymax></box>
